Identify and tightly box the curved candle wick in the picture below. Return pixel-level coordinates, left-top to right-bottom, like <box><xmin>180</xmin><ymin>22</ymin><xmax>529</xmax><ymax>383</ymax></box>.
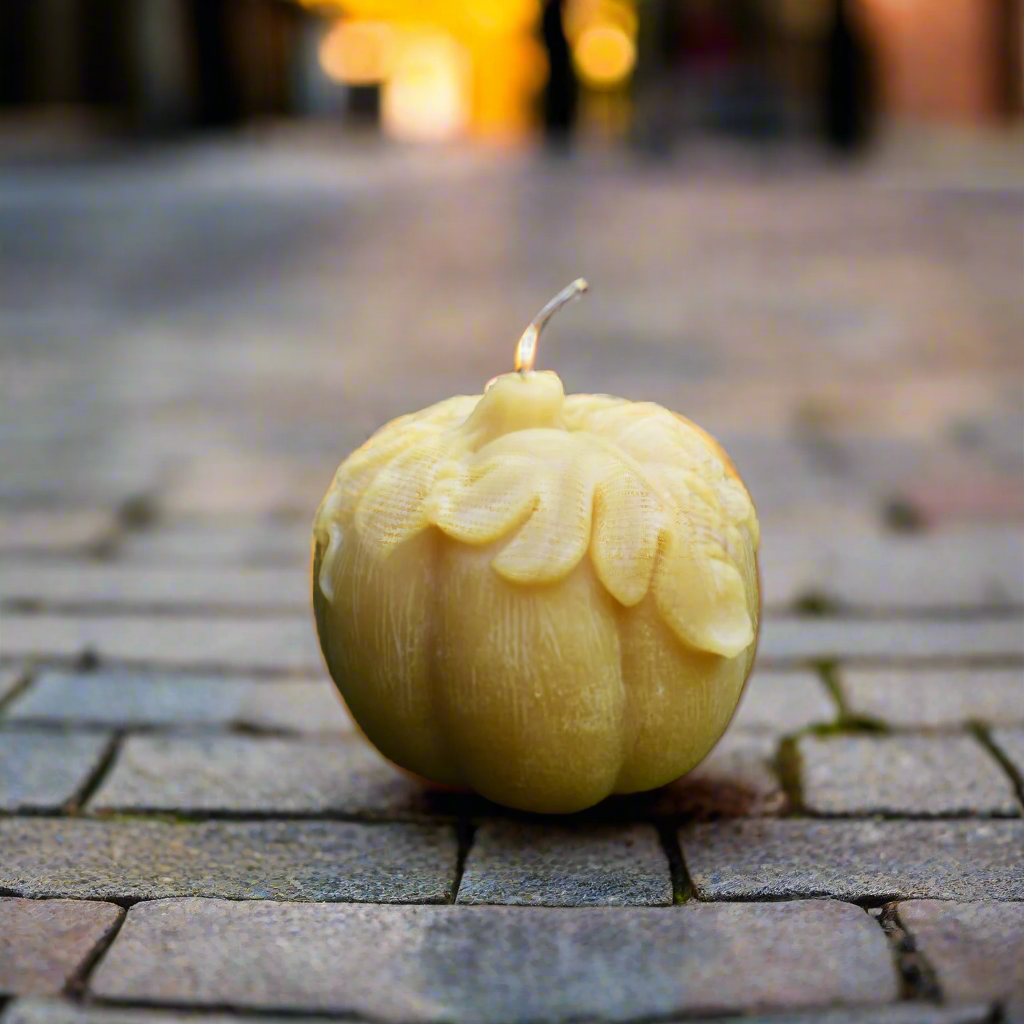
<box><xmin>515</xmin><ymin>278</ymin><xmax>589</xmax><ymax>373</ymax></box>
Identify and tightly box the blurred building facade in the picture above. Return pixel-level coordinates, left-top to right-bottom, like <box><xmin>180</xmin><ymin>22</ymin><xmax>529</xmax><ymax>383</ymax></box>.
<box><xmin>0</xmin><ymin>0</ymin><xmax>302</xmax><ymax>133</ymax></box>
<box><xmin>861</xmin><ymin>0</ymin><xmax>1022</xmax><ymax>122</ymax></box>
<box><xmin>0</xmin><ymin>0</ymin><xmax>1020</xmax><ymax>147</ymax></box>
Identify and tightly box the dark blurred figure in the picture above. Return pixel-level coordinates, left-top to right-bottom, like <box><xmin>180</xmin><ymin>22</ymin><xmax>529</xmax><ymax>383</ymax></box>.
<box><xmin>78</xmin><ymin>1</ymin><xmax>131</xmax><ymax>116</ymax></box>
<box><xmin>0</xmin><ymin>0</ymin><xmax>31</xmax><ymax>107</ymax></box>
<box><xmin>188</xmin><ymin>0</ymin><xmax>242</xmax><ymax>128</ymax></box>
<box><xmin>541</xmin><ymin>0</ymin><xmax>578</xmax><ymax>149</ymax></box>
<box><xmin>728</xmin><ymin>0</ymin><xmax>784</xmax><ymax>140</ymax></box>
<box><xmin>630</xmin><ymin>0</ymin><xmax>679</xmax><ymax>158</ymax></box>
<box><xmin>823</xmin><ymin>0</ymin><xmax>876</xmax><ymax>152</ymax></box>
<box><xmin>996</xmin><ymin>0</ymin><xmax>1024</xmax><ymax>119</ymax></box>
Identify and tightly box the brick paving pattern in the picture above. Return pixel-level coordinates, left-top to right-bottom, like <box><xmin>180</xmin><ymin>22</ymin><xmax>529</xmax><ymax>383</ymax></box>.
<box><xmin>0</xmin><ymin>137</ymin><xmax>1022</xmax><ymax>1022</ymax></box>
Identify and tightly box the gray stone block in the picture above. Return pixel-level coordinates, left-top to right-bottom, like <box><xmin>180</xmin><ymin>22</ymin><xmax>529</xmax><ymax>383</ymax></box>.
<box><xmin>0</xmin><ymin>564</ymin><xmax>309</xmax><ymax>611</ymax></box>
<box><xmin>0</xmin><ymin>898</ymin><xmax>122</xmax><ymax>995</ymax></box>
<box><xmin>1</xmin><ymin>1001</ymin><xmax>328</xmax><ymax>1024</ymax></box>
<box><xmin>758</xmin><ymin>618</ymin><xmax>1024</xmax><ymax>663</ymax></box>
<box><xmin>730</xmin><ymin>670</ymin><xmax>838</xmax><ymax>732</ymax></box>
<box><xmin>684</xmin><ymin>1008</ymin><xmax>991</xmax><ymax>1024</ymax></box>
<box><xmin>0</xmin><ymin>818</ymin><xmax>457</xmax><ymax>903</ymax></box>
<box><xmin>841</xmin><ymin>668</ymin><xmax>1024</xmax><ymax>727</ymax></box>
<box><xmin>797</xmin><ymin>734</ymin><xmax>1021</xmax><ymax>816</ymax></box>
<box><xmin>159</xmin><ymin>457</ymin><xmax>325</xmax><ymax>520</ymax></box>
<box><xmin>896</xmin><ymin>900</ymin><xmax>1024</xmax><ymax>1005</ymax></box>
<box><xmin>0</xmin><ymin>729</ymin><xmax>112</xmax><ymax>812</ymax></box>
<box><xmin>991</xmin><ymin>728</ymin><xmax>1024</xmax><ymax>783</ymax></box>
<box><xmin>457</xmin><ymin>821</ymin><xmax>671</xmax><ymax>905</ymax></box>
<box><xmin>5</xmin><ymin>669</ymin><xmax>350</xmax><ymax>734</ymax></box>
<box><xmin>90</xmin><ymin>898</ymin><xmax>898</xmax><ymax>1018</ymax></box>
<box><xmin>0</xmin><ymin>615</ymin><xmax>321</xmax><ymax>674</ymax></box>
<box><xmin>87</xmin><ymin>733</ymin><xmax>465</xmax><ymax>818</ymax></box>
<box><xmin>682</xmin><ymin>819</ymin><xmax>1024</xmax><ymax>901</ymax></box>
<box><xmin>759</xmin><ymin>528</ymin><xmax>1024</xmax><ymax>610</ymax></box>
<box><xmin>119</xmin><ymin>521</ymin><xmax>310</xmax><ymax>566</ymax></box>
<box><xmin>649</xmin><ymin>730</ymin><xmax>786</xmax><ymax>818</ymax></box>
<box><xmin>0</xmin><ymin>510</ymin><xmax>115</xmax><ymax>555</ymax></box>
<box><xmin>6</xmin><ymin>1005</ymin><xmax>980</xmax><ymax>1024</ymax></box>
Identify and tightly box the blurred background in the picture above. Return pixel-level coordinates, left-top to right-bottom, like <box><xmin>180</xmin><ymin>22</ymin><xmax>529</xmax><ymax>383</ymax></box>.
<box><xmin>1</xmin><ymin>0</ymin><xmax>1022</xmax><ymax>149</ymax></box>
<box><xmin>0</xmin><ymin>0</ymin><xmax>1021</xmax><ymax>582</ymax></box>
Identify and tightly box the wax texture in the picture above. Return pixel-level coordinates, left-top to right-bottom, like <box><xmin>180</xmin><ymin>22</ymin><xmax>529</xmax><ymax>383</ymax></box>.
<box><xmin>313</xmin><ymin>371</ymin><xmax>760</xmax><ymax>813</ymax></box>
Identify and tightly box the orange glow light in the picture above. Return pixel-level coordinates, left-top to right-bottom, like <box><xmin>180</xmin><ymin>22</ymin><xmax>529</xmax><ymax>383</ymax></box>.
<box><xmin>382</xmin><ymin>29</ymin><xmax>472</xmax><ymax>141</ymax></box>
<box><xmin>572</xmin><ymin>22</ymin><xmax>636</xmax><ymax>88</ymax></box>
<box><xmin>319</xmin><ymin>20</ymin><xmax>394</xmax><ymax>84</ymax></box>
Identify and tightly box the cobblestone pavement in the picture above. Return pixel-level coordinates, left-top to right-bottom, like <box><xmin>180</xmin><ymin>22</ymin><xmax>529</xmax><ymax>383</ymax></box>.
<box><xmin>1</xmin><ymin>134</ymin><xmax>1023</xmax><ymax>1023</ymax></box>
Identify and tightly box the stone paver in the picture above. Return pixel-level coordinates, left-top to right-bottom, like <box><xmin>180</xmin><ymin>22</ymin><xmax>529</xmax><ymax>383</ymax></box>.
<box><xmin>4</xmin><ymin>669</ymin><xmax>350</xmax><ymax>733</ymax></box>
<box><xmin>0</xmin><ymin>1001</ymin><xmax>333</xmax><ymax>1024</ymax></box>
<box><xmin>87</xmin><ymin>733</ymin><xmax>466</xmax><ymax>818</ymax></box>
<box><xmin>649</xmin><ymin>730</ymin><xmax>786</xmax><ymax>818</ymax></box>
<box><xmin>757</xmin><ymin>618</ymin><xmax>1024</xmax><ymax>663</ymax></box>
<box><xmin>90</xmin><ymin>898</ymin><xmax>898</xmax><ymax>1018</ymax></box>
<box><xmin>896</xmin><ymin>900</ymin><xmax>1024</xmax><ymax>1006</ymax></box>
<box><xmin>118</xmin><ymin>521</ymin><xmax>310</xmax><ymax>566</ymax></box>
<box><xmin>0</xmin><ymin>614</ymin><xmax>320</xmax><ymax>673</ymax></box>
<box><xmin>0</xmin><ymin>898</ymin><xmax>122</xmax><ymax>996</ymax></box>
<box><xmin>159</xmin><ymin>456</ymin><xmax>327</xmax><ymax>520</ymax></box>
<box><xmin>760</xmin><ymin>528</ymin><xmax>1024</xmax><ymax>610</ymax></box>
<box><xmin>0</xmin><ymin>817</ymin><xmax>457</xmax><ymax>903</ymax></box>
<box><xmin>730</xmin><ymin>670</ymin><xmax>838</xmax><ymax>732</ymax></box>
<box><xmin>698</xmin><ymin>1011</ymin><xmax>993</xmax><ymax>1024</ymax></box>
<box><xmin>0</xmin><ymin>1002</ymin><xmax>993</xmax><ymax>1024</ymax></box>
<box><xmin>0</xmin><ymin>510</ymin><xmax>115</xmax><ymax>555</ymax></box>
<box><xmin>693</xmin><ymin>1011</ymin><xmax>992</xmax><ymax>1024</ymax></box>
<box><xmin>681</xmin><ymin>819</ymin><xmax>1024</xmax><ymax>901</ymax></box>
<box><xmin>797</xmin><ymin>734</ymin><xmax>1021</xmax><ymax>816</ymax></box>
<box><xmin>841</xmin><ymin>668</ymin><xmax>1024</xmax><ymax>727</ymax></box>
<box><xmin>457</xmin><ymin>822</ymin><xmax>671</xmax><ymax>906</ymax></box>
<box><xmin>0</xmin><ymin>729</ymin><xmax>112</xmax><ymax>812</ymax></box>
<box><xmin>990</xmin><ymin>728</ymin><xmax>1024</xmax><ymax>785</ymax></box>
<box><xmin>0</xmin><ymin>565</ymin><xmax>308</xmax><ymax>611</ymax></box>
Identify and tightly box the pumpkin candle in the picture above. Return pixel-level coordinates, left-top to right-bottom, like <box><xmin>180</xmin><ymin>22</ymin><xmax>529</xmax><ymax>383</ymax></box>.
<box><xmin>313</xmin><ymin>280</ymin><xmax>760</xmax><ymax>814</ymax></box>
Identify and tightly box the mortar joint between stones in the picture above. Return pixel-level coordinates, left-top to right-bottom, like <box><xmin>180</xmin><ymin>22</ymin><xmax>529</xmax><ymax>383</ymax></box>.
<box><xmin>877</xmin><ymin>901</ymin><xmax>943</xmax><ymax>1003</ymax></box>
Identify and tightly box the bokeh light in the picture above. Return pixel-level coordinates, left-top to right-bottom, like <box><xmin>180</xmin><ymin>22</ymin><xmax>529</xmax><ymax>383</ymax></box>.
<box><xmin>382</xmin><ymin>28</ymin><xmax>472</xmax><ymax>142</ymax></box>
<box><xmin>309</xmin><ymin>0</ymin><xmax>545</xmax><ymax>141</ymax></box>
<box><xmin>318</xmin><ymin>20</ymin><xmax>394</xmax><ymax>85</ymax></box>
<box><xmin>565</xmin><ymin>0</ymin><xmax>637</xmax><ymax>41</ymax></box>
<box><xmin>464</xmin><ymin>0</ymin><xmax>541</xmax><ymax>34</ymax></box>
<box><xmin>572</xmin><ymin>23</ymin><xmax>636</xmax><ymax>89</ymax></box>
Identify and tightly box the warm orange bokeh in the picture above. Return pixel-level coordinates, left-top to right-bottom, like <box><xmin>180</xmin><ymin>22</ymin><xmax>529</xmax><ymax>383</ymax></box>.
<box><xmin>301</xmin><ymin>0</ymin><xmax>638</xmax><ymax>141</ymax></box>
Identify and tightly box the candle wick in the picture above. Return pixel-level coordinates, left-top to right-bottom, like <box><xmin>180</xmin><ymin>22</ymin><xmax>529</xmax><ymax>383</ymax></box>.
<box><xmin>515</xmin><ymin>278</ymin><xmax>589</xmax><ymax>374</ymax></box>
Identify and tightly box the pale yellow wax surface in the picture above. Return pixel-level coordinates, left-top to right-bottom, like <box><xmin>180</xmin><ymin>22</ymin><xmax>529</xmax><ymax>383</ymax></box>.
<box><xmin>312</xmin><ymin>369</ymin><xmax>760</xmax><ymax>814</ymax></box>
